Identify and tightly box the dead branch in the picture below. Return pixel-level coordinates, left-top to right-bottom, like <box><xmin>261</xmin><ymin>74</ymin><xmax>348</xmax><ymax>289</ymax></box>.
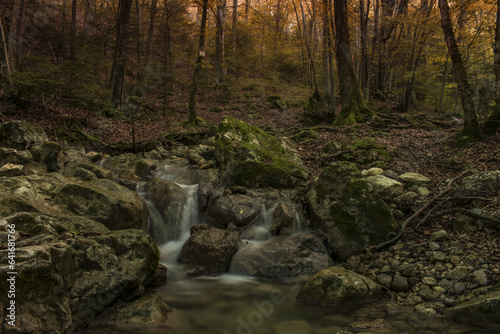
<box><xmin>373</xmin><ymin>170</ymin><xmax>471</xmax><ymax>252</ymax></box>
<box><xmin>428</xmin><ymin>208</ymin><xmax>500</xmax><ymax>226</ymax></box>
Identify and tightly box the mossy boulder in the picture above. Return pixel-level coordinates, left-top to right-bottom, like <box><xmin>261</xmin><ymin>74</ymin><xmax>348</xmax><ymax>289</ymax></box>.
<box><xmin>63</xmin><ymin>159</ymin><xmax>114</xmax><ymax>180</ymax></box>
<box><xmin>446</xmin><ymin>287</ymin><xmax>500</xmax><ymax>325</ymax></box>
<box><xmin>305</xmin><ymin>162</ymin><xmax>397</xmax><ymax>260</ymax></box>
<box><xmin>344</xmin><ymin>138</ymin><xmax>392</xmax><ymax>166</ymax></box>
<box><xmin>205</xmin><ymin>193</ymin><xmax>261</xmax><ymax>229</ymax></box>
<box><xmin>214</xmin><ymin>117</ymin><xmax>308</xmax><ymax>188</ymax></box>
<box><xmin>0</xmin><ymin>213</ymin><xmax>159</xmax><ymax>334</ymax></box>
<box><xmin>30</xmin><ymin>141</ymin><xmax>61</xmax><ymax>172</ymax></box>
<box><xmin>54</xmin><ymin>179</ymin><xmax>149</xmax><ymax>231</ymax></box>
<box><xmin>101</xmin><ymin>153</ymin><xmax>159</xmax><ymax>180</ymax></box>
<box><xmin>296</xmin><ymin>267</ymin><xmax>383</xmax><ymax>306</ymax></box>
<box><xmin>0</xmin><ymin>147</ymin><xmax>33</xmax><ymax>166</ymax></box>
<box><xmin>0</xmin><ymin>121</ymin><xmax>48</xmax><ymax>150</ymax></box>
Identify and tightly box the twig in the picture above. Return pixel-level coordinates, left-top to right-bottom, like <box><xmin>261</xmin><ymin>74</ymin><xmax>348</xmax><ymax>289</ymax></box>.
<box><xmin>373</xmin><ymin>170</ymin><xmax>471</xmax><ymax>252</ymax></box>
<box><xmin>428</xmin><ymin>208</ymin><xmax>500</xmax><ymax>226</ymax></box>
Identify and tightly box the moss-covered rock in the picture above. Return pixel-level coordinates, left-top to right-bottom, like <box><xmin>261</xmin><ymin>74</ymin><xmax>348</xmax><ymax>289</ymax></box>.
<box><xmin>214</xmin><ymin>117</ymin><xmax>308</xmax><ymax>188</ymax></box>
<box><xmin>296</xmin><ymin>267</ymin><xmax>383</xmax><ymax>306</ymax></box>
<box><xmin>101</xmin><ymin>153</ymin><xmax>159</xmax><ymax>180</ymax></box>
<box><xmin>305</xmin><ymin>162</ymin><xmax>397</xmax><ymax>260</ymax></box>
<box><xmin>446</xmin><ymin>287</ymin><xmax>500</xmax><ymax>325</ymax></box>
<box><xmin>0</xmin><ymin>147</ymin><xmax>33</xmax><ymax>166</ymax></box>
<box><xmin>54</xmin><ymin>179</ymin><xmax>149</xmax><ymax>231</ymax></box>
<box><xmin>0</xmin><ymin>121</ymin><xmax>48</xmax><ymax>150</ymax></box>
<box><xmin>63</xmin><ymin>159</ymin><xmax>114</xmax><ymax>180</ymax></box>
<box><xmin>205</xmin><ymin>193</ymin><xmax>261</xmax><ymax>229</ymax></box>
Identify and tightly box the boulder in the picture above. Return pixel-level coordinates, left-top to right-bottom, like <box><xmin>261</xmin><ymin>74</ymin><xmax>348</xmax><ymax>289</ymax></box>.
<box><xmin>296</xmin><ymin>267</ymin><xmax>383</xmax><ymax>306</ymax></box>
<box><xmin>366</xmin><ymin>175</ymin><xmax>404</xmax><ymax>197</ymax></box>
<box><xmin>144</xmin><ymin>178</ymin><xmax>188</xmax><ymax>240</ymax></box>
<box><xmin>54</xmin><ymin>179</ymin><xmax>149</xmax><ymax>231</ymax></box>
<box><xmin>229</xmin><ymin>233</ymin><xmax>332</xmax><ymax>278</ymax></box>
<box><xmin>0</xmin><ymin>121</ymin><xmax>48</xmax><ymax>150</ymax></box>
<box><xmin>0</xmin><ymin>147</ymin><xmax>33</xmax><ymax>167</ymax></box>
<box><xmin>205</xmin><ymin>194</ymin><xmax>260</xmax><ymax>228</ymax></box>
<box><xmin>305</xmin><ymin>162</ymin><xmax>398</xmax><ymax>260</ymax></box>
<box><xmin>0</xmin><ymin>212</ymin><xmax>159</xmax><ymax>334</ymax></box>
<box><xmin>0</xmin><ymin>163</ymin><xmax>23</xmax><ymax>177</ymax></box>
<box><xmin>63</xmin><ymin>159</ymin><xmax>114</xmax><ymax>180</ymax></box>
<box><xmin>459</xmin><ymin>170</ymin><xmax>500</xmax><ymax>195</ymax></box>
<box><xmin>31</xmin><ymin>141</ymin><xmax>61</xmax><ymax>171</ymax></box>
<box><xmin>270</xmin><ymin>201</ymin><xmax>297</xmax><ymax>235</ymax></box>
<box><xmin>101</xmin><ymin>153</ymin><xmax>159</xmax><ymax>179</ymax></box>
<box><xmin>446</xmin><ymin>287</ymin><xmax>500</xmax><ymax>325</ymax></box>
<box><xmin>177</xmin><ymin>225</ymin><xmax>240</xmax><ymax>275</ymax></box>
<box><xmin>214</xmin><ymin>117</ymin><xmax>308</xmax><ymax>188</ymax></box>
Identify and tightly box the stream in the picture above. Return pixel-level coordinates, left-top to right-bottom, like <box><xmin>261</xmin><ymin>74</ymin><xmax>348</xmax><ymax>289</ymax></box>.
<box><xmin>86</xmin><ymin>162</ymin><xmax>489</xmax><ymax>334</ymax></box>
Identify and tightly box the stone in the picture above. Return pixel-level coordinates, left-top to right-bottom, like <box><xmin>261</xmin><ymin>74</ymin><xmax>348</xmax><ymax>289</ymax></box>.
<box><xmin>361</xmin><ymin>167</ymin><xmax>384</xmax><ymax>176</ymax></box>
<box><xmin>54</xmin><ymin>179</ymin><xmax>149</xmax><ymax>231</ymax></box>
<box><xmin>229</xmin><ymin>233</ymin><xmax>332</xmax><ymax>278</ymax></box>
<box><xmin>0</xmin><ymin>121</ymin><xmax>48</xmax><ymax>150</ymax></box>
<box><xmin>214</xmin><ymin>117</ymin><xmax>309</xmax><ymax>188</ymax></box>
<box><xmin>206</xmin><ymin>194</ymin><xmax>260</xmax><ymax>229</ymax></box>
<box><xmin>366</xmin><ymin>175</ymin><xmax>404</xmax><ymax>197</ymax></box>
<box><xmin>305</xmin><ymin>162</ymin><xmax>397</xmax><ymax>260</ymax></box>
<box><xmin>430</xmin><ymin>251</ymin><xmax>446</xmax><ymax>263</ymax></box>
<box><xmin>101</xmin><ymin>153</ymin><xmax>160</xmax><ymax>180</ymax></box>
<box><xmin>446</xmin><ymin>287</ymin><xmax>500</xmax><ymax>324</ymax></box>
<box><xmin>438</xmin><ymin>279</ymin><xmax>452</xmax><ymax>289</ymax></box>
<box><xmin>392</xmin><ymin>275</ymin><xmax>409</xmax><ymax>292</ymax></box>
<box><xmin>270</xmin><ymin>201</ymin><xmax>297</xmax><ymax>235</ymax></box>
<box><xmin>377</xmin><ymin>274</ymin><xmax>393</xmax><ymax>289</ymax></box>
<box><xmin>447</xmin><ymin>266</ymin><xmax>468</xmax><ymax>281</ymax></box>
<box><xmin>453</xmin><ymin>282</ymin><xmax>466</xmax><ymax>295</ymax></box>
<box><xmin>398</xmin><ymin>172</ymin><xmax>431</xmax><ymax>185</ymax></box>
<box><xmin>431</xmin><ymin>230</ymin><xmax>447</xmax><ymax>241</ymax></box>
<box><xmin>32</xmin><ymin>141</ymin><xmax>61</xmax><ymax>171</ymax></box>
<box><xmin>422</xmin><ymin>277</ymin><xmax>437</xmax><ymax>286</ymax></box>
<box><xmin>177</xmin><ymin>225</ymin><xmax>240</xmax><ymax>275</ymax></box>
<box><xmin>418</xmin><ymin>287</ymin><xmax>440</xmax><ymax>301</ymax></box>
<box><xmin>416</xmin><ymin>187</ymin><xmax>431</xmax><ymax>197</ymax></box>
<box><xmin>459</xmin><ymin>170</ymin><xmax>500</xmax><ymax>195</ymax></box>
<box><xmin>429</xmin><ymin>242</ymin><xmax>440</xmax><ymax>251</ymax></box>
<box><xmin>451</xmin><ymin>255</ymin><xmax>461</xmax><ymax>266</ymax></box>
<box><xmin>0</xmin><ymin>147</ymin><xmax>33</xmax><ymax>166</ymax></box>
<box><xmin>414</xmin><ymin>304</ymin><xmax>438</xmax><ymax>317</ymax></box>
<box><xmin>297</xmin><ymin>267</ymin><xmax>383</xmax><ymax>306</ymax></box>
<box><xmin>0</xmin><ymin>163</ymin><xmax>23</xmax><ymax>177</ymax></box>
<box><xmin>472</xmin><ymin>270</ymin><xmax>488</xmax><ymax>286</ymax></box>
<box><xmin>63</xmin><ymin>159</ymin><xmax>114</xmax><ymax>180</ymax></box>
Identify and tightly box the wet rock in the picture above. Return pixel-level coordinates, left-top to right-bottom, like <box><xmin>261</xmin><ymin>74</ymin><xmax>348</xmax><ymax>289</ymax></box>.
<box><xmin>446</xmin><ymin>287</ymin><xmax>500</xmax><ymax>324</ymax></box>
<box><xmin>214</xmin><ymin>117</ymin><xmax>309</xmax><ymax>188</ymax></box>
<box><xmin>366</xmin><ymin>174</ymin><xmax>404</xmax><ymax>197</ymax></box>
<box><xmin>398</xmin><ymin>172</ymin><xmax>431</xmax><ymax>185</ymax></box>
<box><xmin>230</xmin><ymin>233</ymin><xmax>332</xmax><ymax>278</ymax></box>
<box><xmin>305</xmin><ymin>162</ymin><xmax>397</xmax><ymax>260</ymax></box>
<box><xmin>270</xmin><ymin>201</ymin><xmax>297</xmax><ymax>235</ymax></box>
<box><xmin>418</xmin><ymin>287</ymin><xmax>440</xmax><ymax>301</ymax></box>
<box><xmin>297</xmin><ymin>267</ymin><xmax>383</xmax><ymax>306</ymax></box>
<box><xmin>54</xmin><ymin>179</ymin><xmax>149</xmax><ymax>231</ymax></box>
<box><xmin>177</xmin><ymin>225</ymin><xmax>240</xmax><ymax>275</ymax></box>
<box><xmin>206</xmin><ymin>194</ymin><xmax>260</xmax><ymax>228</ymax></box>
<box><xmin>415</xmin><ymin>303</ymin><xmax>439</xmax><ymax>317</ymax></box>
<box><xmin>0</xmin><ymin>121</ymin><xmax>48</xmax><ymax>150</ymax></box>
<box><xmin>273</xmin><ymin>320</ymin><xmax>313</xmax><ymax>334</ymax></box>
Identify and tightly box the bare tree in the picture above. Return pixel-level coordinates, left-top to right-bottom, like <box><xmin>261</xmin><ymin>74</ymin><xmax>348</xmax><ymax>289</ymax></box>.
<box><xmin>215</xmin><ymin>0</ymin><xmax>227</xmax><ymax>87</ymax></box>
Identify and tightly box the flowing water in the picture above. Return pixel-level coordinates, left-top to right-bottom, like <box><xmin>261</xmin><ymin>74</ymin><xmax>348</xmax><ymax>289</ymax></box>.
<box><xmin>87</xmin><ymin>162</ymin><xmax>491</xmax><ymax>334</ymax></box>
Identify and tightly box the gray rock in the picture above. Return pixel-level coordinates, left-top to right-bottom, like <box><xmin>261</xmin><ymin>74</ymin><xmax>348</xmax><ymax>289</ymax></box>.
<box><xmin>430</xmin><ymin>251</ymin><xmax>446</xmax><ymax>263</ymax></box>
<box><xmin>431</xmin><ymin>230</ymin><xmax>447</xmax><ymax>241</ymax></box>
<box><xmin>270</xmin><ymin>201</ymin><xmax>297</xmax><ymax>235</ymax></box>
<box><xmin>453</xmin><ymin>282</ymin><xmax>466</xmax><ymax>295</ymax></box>
<box><xmin>177</xmin><ymin>225</ymin><xmax>240</xmax><ymax>275</ymax></box>
<box><xmin>422</xmin><ymin>277</ymin><xmax>437</xmax><ymax>286</ymax></box>
<box><xmin>63</xmin><ymin>159</ymin><xmax>114</xmax><ymax>180</ymax></box>
<box><xmin>206</xmin><ymin>193</ymin><xmax>260</xmax><ymax>229</ymax></box>
<box><xmin>366</xmin><ymin>175</ymin><xmax>404</xmax><ymax>197</ymax></box>
<box><xmin>416</xmin><ymin>187</ymin><xmax>431</xmax><ymax>197</ymax></box>
<box><xmin>446</xmin><ymin>287</ymin><xmax>500</xmax><ymax>324</ymax></box>
<box><xmin>429</xmin><ymin>242</ymin><xmax>440</xmax><ymax>251</ymax></box>
<box><xmin>0</xmin><ymin>121</ymin><xmax>48</xmax><ymax>150</ymax></box>
<box><xmin>418</xmin><ymin>287</ymin><xmax>440</xmax><ymax>301</ymax></box>
<box><xmin>472</xmin><ymin>270</ymin><xmax>488</xmax><ymax>286</ymax></box>
<box><xmin>361</xmin><ymin>167</ymin><xmax>384</xmax><ymax>176</ymax></box>
<box><xmin>459</xmin><ymin>170</ymin><xmax>500</xmax><ymax>195</ymax></box>
<box><xmin>214</xmin><ymin>117</ymin><xmax>308</xmax><ymax>188</ymax></box>
<box><xmin>377</xmin><ymin>274</ymin><xmax>393</xmax><ymax>289</ymax></box>
<box><xmin>447</xmin><ymin>266</ymin><xmax>468</xmax><ymax>280</ymax></box>
<box><xmin>0</xmin><ymin>163</ymin><xmax>23</xmax><ymax>177</ymax></box>
<box><xmin>399</xmin><ymin>172</ymin><xmax>431</xmax><ymax>185</ymax></box>
<box><xmin>392</xmin><ymin>275</ymin><xmax>409</xmax><ymax>292</ymax></box>
<box><xmin>305</xmin><ymin>162</ymin><xmax>397</xmax><ymax>260</ymax></box>
<box><xmin>296</xmin><ymin>267</ymin><xmax>383</xmax><ymax>306</ymax></box>
<box><xmin>229</xmin><ymin>233</ymin><xmax>332</xmax><ymax>278</ymax></box>
<box><xmin>0</xmin><ymin>147</ymin><xmax>33</xmax><ymax>166</ymax></box>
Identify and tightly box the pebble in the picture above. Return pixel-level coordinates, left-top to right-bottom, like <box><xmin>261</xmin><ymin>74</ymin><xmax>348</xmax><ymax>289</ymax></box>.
<box><xmin>447</xmin><ymin>266</ymin><xmax>468</xmax><ymax>280</ymax></box>
<box><xmin>438</xmin><ymin>279</ymin><xmax>452</xmax><ymax>289</ymax></box>
<box><xmin>377</xmin><ymin>274</ymin><xmax>393</xmax><ymax>289</ymax></box>
<box><xmin>453</xmin><ymin>282</ymin><xmax>466</xmax><ymax>295</ymax></box>
<box><xmin>392</xmin><ymin>275</ymin><xmax>409</xmax><ymax>292</ymax></box>
<box><xmin>430</xmin><ymin>251</ymin><xmax>445</xmax><ymax>263</ymax></box>
<box><xmin>417</xmin><ymin>187</ymin><xmax>431</xmax><ymax>197</ymax></box>
<box><xmin>430</xmin><ymin>230</ymin><xmax>447</xmax><ymax>241</ymax></box>
<box><xmin>422</xmin><ymin>277</ymin><xmax>437</xmax><ymax>286</ymax></box>
<box><xmin>450</xmin><ymin>256</ymin><xmax>461</xmax><ymax>266</ymax></box>
<box><xmin>429</xmin><ymin>242</ymin><xmax>440</xmax><ymax>251</ymax></box>
<box><xmin>472</xmin><ymin>270</ymin><xmax>488</xmax><ymax>286</ymax></box>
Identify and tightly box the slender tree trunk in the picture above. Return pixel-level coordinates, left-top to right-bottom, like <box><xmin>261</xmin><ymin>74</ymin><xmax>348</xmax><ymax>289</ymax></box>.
<box><xmin>109</xmin><ymin>0</ymin><xmax>134</xmax><ymax>110</ymax></box>
<box><xmin>334</xmin><ymin>0</ymin><xmax>371</xmax><ymax>125</ymax></box>
<box><xmin>359</xmin><ymin>0</ymin><xmax>369</xmax><ymax>95</ymax></box>
<box><xmin>135</xmin><ymin>0</ymin><xmax>142</xmax><ymax>73</ymax></box>
<box><xmin>245</xmin><ymin>0</ymin><xmax>250</xmax><ymax>19</ymax></box>
<box><xmin>438</xmin><ymin>0</ymin><xmax>480</xmax><ymax>138</ymax></box>
<box><xmin>70</xmin><ymin>0</ymin><xmax>78</xmax><ymax>60</ymax></box>
<box><xmin>232</xmin><ymin>0</ymin><xmax>238</xmax><ymax>52</ymax></box>
<box><xmin>215</xmin><ymin>0</ymin><xmax>227</xmax><ymax>87</ymax></box>
<box><xmin>8</xmin><ymin>0</ymin><xmax>26</xmax><ymax>71</ymax></box>
<box><xmin>298</xmin><ymin>0</ymin><xmax>319</xmax><ymax>97</ymax></box>
<box><xmin>0</xmin><ymin>16</ymin><xmax>13</xmax><ymax>89</ymax></box>
<box><xmin>322</xmin><ymin>0</ymin><xmax>334</xmax><ymax>113</ymax></box>
<box><xmin>144</xmin><ymin>0</ymin><xmax>158</xmax><ymax>67</ymax></box>
<box><xmin>484</xmin><ymin>0</ymin><xmax>500</xmax><ymax>135</ymax></box>
<box><xmin>188</xmin><ymin>0</ymin><xmax>209</xmax><ymax>124</ymax></box>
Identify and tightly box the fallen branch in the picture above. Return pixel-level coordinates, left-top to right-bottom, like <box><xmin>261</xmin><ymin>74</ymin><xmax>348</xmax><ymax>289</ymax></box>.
<box><xmin>373</xmin><ymin>170</ymin><xmax>471</xmax><ymax>252</ymax></box>
<box><xmin>428</xmin><ymin>208</ymin><xmax>500</xmax><ymax>225</ymax></box>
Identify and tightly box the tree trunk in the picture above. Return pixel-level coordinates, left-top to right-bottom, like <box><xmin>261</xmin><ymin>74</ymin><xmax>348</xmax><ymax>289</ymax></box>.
<box><xmin>109</xmin><ymin>0</ymin><xmax>134</xmax><ymax>110</ymax></box>
<box><xmin>188</xmin><ymin>0</ymin><xmax>209</xmax><ymax>124</ymax></box>
<box><xmin>70</xmin><ymin>0</ymin><xmax>78</xmax><ymax>60</ymax></box>
<box><xmin>7</xmin><ymin>0</ymin><xmax>26</xmax><ymax>71</ymax></box>
<box><xmin>232</xmin><ymin>0</ymin><xmax>238</xmax><ymax>52</ymax></box>
<box><xmin>215</xmin><ymin>0</ymin><xmax>227</xmax><ymax>87</ymax></box>
<box><xmin>333</xmin><ymin>0</ymin><xmax>371</xmax><ymax>125</ymax></box>
<box><xmin>297</xmin><ymin>0</ymin><xmax>319</xmax><ymax>97</ymax></box>
<box><xmin>359</xmin><ymin>0</ymin><xmax>369</xmax><ymax>95</ymax></box>
<box><xmin>484</xmin><ymin>0</ymin><xmax>500</xmax><ymax>135</ymax></box>
<box><xmin>0</xmin><ymin>16</ymin><xmax>13</xmax><ymax>89</ymax></box>
<box><xmin>438</xmin><ymin>0</ymin><xmax>480</xmax><ymax>138</ymax></box>
<box><xmin>144</xmin><ymin>0</ymin><xmax>158</xmax><ymax>67</ymax></box>
<box><xmin>322</xmin><ymin>0</ymin><xmax>334</xmax><ymax>113</ymax></box>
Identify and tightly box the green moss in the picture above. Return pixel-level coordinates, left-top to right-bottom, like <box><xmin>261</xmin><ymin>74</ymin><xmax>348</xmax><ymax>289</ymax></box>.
<box><xmin>329</xmin><ymin>207</ymin><xmax>356</xmax><ymax>235</ymax></box>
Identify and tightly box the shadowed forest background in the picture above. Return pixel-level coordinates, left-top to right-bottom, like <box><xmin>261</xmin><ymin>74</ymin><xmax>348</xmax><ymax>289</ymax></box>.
<box><xmin>0</xmin><ymin>0</ymin><xmax>499</xmax><ymax>143</ymax></box>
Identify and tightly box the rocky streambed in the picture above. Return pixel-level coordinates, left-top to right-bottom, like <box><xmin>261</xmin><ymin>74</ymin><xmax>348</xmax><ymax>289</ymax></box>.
<box><xmin>0</xmin><ymin>118</ymin><xmax>498</xmax><ymax>333</ymax></box>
